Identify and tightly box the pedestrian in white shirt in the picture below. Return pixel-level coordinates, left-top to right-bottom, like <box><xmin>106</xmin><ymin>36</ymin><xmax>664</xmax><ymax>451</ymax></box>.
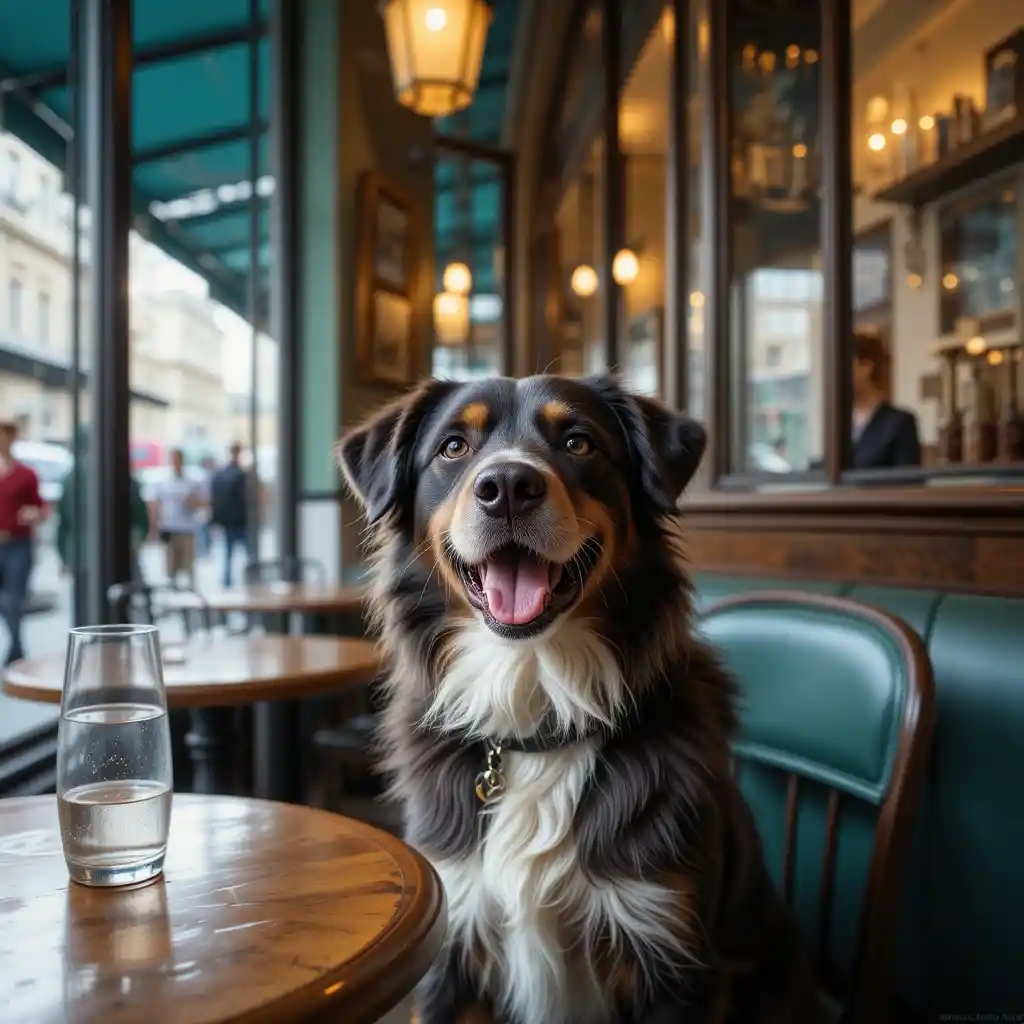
<box><xmin>149</xmin><ymin>448</ymin><xmax>203</xmax><ymax>587</ymax></box>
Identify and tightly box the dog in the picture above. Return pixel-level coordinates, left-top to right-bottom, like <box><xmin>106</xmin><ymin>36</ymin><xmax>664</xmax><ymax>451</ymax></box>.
<box><xmin>338</xmin><ymin>374</ymin><xmax>822</xmax><ymax>1024</ymax></box>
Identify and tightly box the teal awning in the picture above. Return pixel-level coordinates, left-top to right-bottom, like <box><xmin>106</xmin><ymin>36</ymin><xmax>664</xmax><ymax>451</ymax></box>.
<box><xmin>0</xmin><ymin>0</ymin><xmax>269</xmax><ymax>318</ymax></box>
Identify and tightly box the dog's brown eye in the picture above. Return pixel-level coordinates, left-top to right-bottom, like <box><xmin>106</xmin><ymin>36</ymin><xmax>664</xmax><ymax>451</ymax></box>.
<box><xmin>565</xmin><ymin>434</ymin><xmax>592</xmax><ymax>457</ymax></box>
<box><xmin>441</xmin><ymin>437</ymin><xmax>470</xmax><ymax>459</ymax></box>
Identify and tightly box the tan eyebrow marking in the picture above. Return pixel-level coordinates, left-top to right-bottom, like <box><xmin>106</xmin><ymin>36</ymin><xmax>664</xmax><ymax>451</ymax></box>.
<box><xmin>541</xmin><ymin>400</ymin><xmax>570</xmax><ymax>425</ymax></box>
<box><xmin>460</xmin><ymin>402</ymin><xmax>489</xmax><ymax>430</ymax></box>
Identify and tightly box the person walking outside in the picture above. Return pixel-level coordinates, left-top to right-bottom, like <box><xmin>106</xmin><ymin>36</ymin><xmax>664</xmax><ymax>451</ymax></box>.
<box><xmin>57</xmin><ymin>430</ymin><xmax>150</xmax><ymax>583</ymax></box>
<box><xmin>150</xmin><ymin>448</ymin><xmax>203</xmax><ymax>587</ymax></box>
<box><xmin>0</xmin><ymin>420</ymin><xmax>47</xmax><ymax>665</ymax></box>
<box><xmin>209</xmin><ymin>442</ymin><xmax>250</xmax><ymax>587</ymax></box>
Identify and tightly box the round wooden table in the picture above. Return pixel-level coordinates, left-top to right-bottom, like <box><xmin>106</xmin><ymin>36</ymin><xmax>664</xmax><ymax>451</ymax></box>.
<box><xmin>167</xmin><ymin>582</ymin><xmax>366</xmax><ymax>616</ymax></box>
<box><xmin>3</xmin><ymin>635</ymin><xmax>380</xmax><ymax>796</ymax></box>
<box><xmin>0</xmin><ymin>795</ymin><xmax>446</xmax><ymax>1024</ymax></box>
<box><xmin>2</xmin><ymin>634</ymin><xmax>378</xmax><ymax>709</ymax></box>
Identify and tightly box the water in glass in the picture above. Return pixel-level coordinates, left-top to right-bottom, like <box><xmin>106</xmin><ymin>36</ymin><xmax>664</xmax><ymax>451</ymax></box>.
<box><xmin>57</xmin><ymin>625</ymin><xmax>173</xmax><ymax>887</ymax></box>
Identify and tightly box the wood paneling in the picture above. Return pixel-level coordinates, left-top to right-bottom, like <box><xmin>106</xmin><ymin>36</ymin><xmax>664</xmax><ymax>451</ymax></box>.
<box><xmin>684</xmin><ymin>487</ymin><xmax>1024</xmax><ymax>594</ymax></box>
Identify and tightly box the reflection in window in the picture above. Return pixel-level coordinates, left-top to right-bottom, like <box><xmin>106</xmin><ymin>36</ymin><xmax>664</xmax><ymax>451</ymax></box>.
<box><xmin>687</xmin><ymin>0</ymin><xmax>708</xmax><ymax>418</ymax></box>
<box><xmin>432</xmin><ymin>151</ymin><xmax>505</xmax><ymax>380</ymax></box>
<box><xmin>850</xmin><ymin>0</ymin><xmax>1022</xmax><ymax>473</ymax></box>
<box><xmin>729</xmin><ymin>0</ymin><xmax>823</xmax><ymax>475</ymax></box>
<box><xmin>741</xmin><ymin>269</ymin><xmax>822</xmax><ymax>473</ymax></box>
<box><xmin>555</xmin><ymin>139</ymin><xmax>603</xmax><ymax>377</ymax></box>
<box><xmin>620</xmin><ymin>8</ymin><xmax>673</xmax><ymax>397</ymax></box>
<box><xmin>939</xmin><ymin>182</ymin><xmax>1016</xmax><ymax>335</ymax></box>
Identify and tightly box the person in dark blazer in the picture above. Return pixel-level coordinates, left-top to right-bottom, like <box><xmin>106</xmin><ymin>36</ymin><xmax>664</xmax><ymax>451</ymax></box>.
<box><xmin>851</xmin><ymin>332</ymin><xmax>921</xmax><ymax>469</ymax></box>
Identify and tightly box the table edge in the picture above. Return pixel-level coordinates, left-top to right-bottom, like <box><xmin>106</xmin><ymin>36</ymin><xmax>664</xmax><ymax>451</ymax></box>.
<box><xmin>1</xmin><ymin>638</ymin><xmax>381</xmax><ymax>708</ymax></box>
<box><xmin>0</xmin><ymin>797</ymin><xmax>447</xmax><ymax>1024</ymax></box>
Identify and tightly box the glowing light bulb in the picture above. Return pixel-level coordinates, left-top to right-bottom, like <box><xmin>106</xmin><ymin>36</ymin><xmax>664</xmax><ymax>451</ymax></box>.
<box><xmin>891</xmin><ymin>118</ymin><xmax>907</xmax><ymax>135</ymax></box>
<box><xmin>987</xmin><ymin>350</ymin><xmax>1005</xmax><ymax>366</ymax></box>
<box><xmin>907</xmin><ymin>273</ymin><xmax>923</xmax><ymax>290</ymax></box>
<box><xmin>570</xmin><ymin>264</ymin><xmax>598</xmax><ymax>297</ymax></box>
<box><xmin>942</xmin><ymin>273</ymin><xmax>959</xmax><ymax>291</ymax></box>
<box><xmin>442</xmin><ymin>261</ymin><xmax>471</xmax><ymax>295</ymax></box>
<box><xmin>612</xmin><ymin>249</ymin><xmax>640</xmax><ymax>286</ymax></box>
<box><xmin>918</xmin><ymin>114</ymin><xmax>935</xmax><ymax>131</ymax></box>
<box><xmin>425</xmin><ymin>7</ymin><xmax>447</xmax><ymax>31</ymax></box>
<box><xmin>868</xmin><ymin>132</ymin><xmax>887</xmax><ymax>152</ymax></box>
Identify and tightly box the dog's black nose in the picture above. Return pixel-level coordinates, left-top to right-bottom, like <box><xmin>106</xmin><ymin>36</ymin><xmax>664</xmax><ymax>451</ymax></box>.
<box><xmin>474</xmin><ymin>462</ymin><xmax>547</xmax><ymax>519</ymax></box>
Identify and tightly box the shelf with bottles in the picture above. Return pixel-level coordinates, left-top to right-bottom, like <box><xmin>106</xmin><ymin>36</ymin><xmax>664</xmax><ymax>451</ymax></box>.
<box><xmin>870</xmin><ymin>28</ymin><xmax>1024</xmax><ymax>207</ymax></box>
<box><xmin>932</xmin><ymin>335</ymin><xmax>1023</xmax><ymax>466</ymax></box>
<box><xmin>874</xmin><ymin>115</ymin><xmax>1024</xmax><ymax>208</ymax></box>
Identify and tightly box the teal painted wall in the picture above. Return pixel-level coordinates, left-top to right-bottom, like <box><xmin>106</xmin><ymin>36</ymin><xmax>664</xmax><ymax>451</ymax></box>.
<box><xmin>297</xmin><ymin>0</ymin><xmax>341</xmax><ymax>495</ymax></box>
<box><xmin>297</xmin><ymin>0</ymin><xmax>436</xmax><ymax>568</ymax></box>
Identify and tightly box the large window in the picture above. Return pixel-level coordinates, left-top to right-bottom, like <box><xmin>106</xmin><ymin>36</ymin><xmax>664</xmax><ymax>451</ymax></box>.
<box><xmin>8</xmin><ymin>278</ymin><xmax>23</xmax><ymax>331</ymax></box>
<box><xmin>0</xmin><ymin>3</ymin><xmax>285</xmax><ymax>758</ymax></box>
<box><xmin>729</xmin><ymin>0</ymin><xmax>824</xmax><ymax>476</ymax></box>
<box><xmin>850</xmin><ymin>0</ymin><xmax>1023</xmax><ymax>474</ymax></box>
<box><xmin>535</xmin><ymin>0</ymin><xmax>1024</xmax><ymax>492</ymax></box>
<box><xmin>432</xmin><ymin>143</ymin><xmax>508</xmax><ymax>380</ymax></box>
<box><xmin>554</xmin><ymin>138</ymin><xmax>604</xmax><ymax>377</ymax></box>
<box><xmin>618</xmin><ymin>10</ymin><xmax>673</xmax><ymax>397</ymax></box>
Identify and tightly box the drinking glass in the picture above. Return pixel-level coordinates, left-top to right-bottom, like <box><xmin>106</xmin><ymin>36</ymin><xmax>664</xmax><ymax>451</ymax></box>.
<box><xmin>57</xmin><ymin>624</ymin><xmax>173</xmax><ymax>887</ymax></box>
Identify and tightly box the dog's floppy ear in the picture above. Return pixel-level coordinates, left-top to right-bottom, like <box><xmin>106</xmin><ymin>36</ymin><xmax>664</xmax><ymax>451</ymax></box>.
<box><xmin>586</xmin><ymin>375</ymin><xmax>707</xmax><ymax>512</ymax></box>
<box><xmin>336</xmin><ymin>379</ymin><xmax>455</xmax><ymax>524</ymax></box>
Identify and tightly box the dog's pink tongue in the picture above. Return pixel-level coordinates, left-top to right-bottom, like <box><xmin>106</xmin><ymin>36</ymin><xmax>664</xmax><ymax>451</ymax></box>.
<box><xmin>481</xmin><ymin>550</ymin><xmax>550</xmax><ymax>625</ymax></box>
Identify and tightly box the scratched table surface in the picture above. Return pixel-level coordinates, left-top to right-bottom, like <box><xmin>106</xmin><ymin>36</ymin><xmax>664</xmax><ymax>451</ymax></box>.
<box><xmin>0</xmin><ymin>795</ymin><xmax>445</xmax><ymax>1024</ymax></box>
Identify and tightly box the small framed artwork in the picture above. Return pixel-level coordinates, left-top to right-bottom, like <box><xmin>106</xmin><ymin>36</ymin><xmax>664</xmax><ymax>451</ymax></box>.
<box><xmin>356</xmin><ymin>172</ymin><xmax>418</xmax><ymax>383</ymax></box>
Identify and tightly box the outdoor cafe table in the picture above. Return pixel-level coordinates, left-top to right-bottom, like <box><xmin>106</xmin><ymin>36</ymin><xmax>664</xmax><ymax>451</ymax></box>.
<box><xmin>0</xmin><ymin>794</ymin><xmax>446</xmax><ymax>1024</ymax></box>
<box><xmin>2</xmin><ymin>634</ymin><xmax>380</xmax><ymax>799</ymax></box>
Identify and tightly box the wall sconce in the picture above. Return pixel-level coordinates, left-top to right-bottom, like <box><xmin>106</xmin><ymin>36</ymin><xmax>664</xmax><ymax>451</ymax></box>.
<box><xmin>612</xmin><ymin>248</ymin><xmax>640</xmax><ymax>286</ymax></box>
<box><xmin>571</xmin><ymin>264</ymin><xmax>598</xmax><ymax>297</ymax></box>
<box><xmin>380</xmin><ymin>0</ymin><xmax>493</xmax><ymax>118</ymax></box>
<box><xmin>433</xmin><ymin>290</ymin><xmax>469</xmax><ymax>345</ymax></box>
<box><xmin>442</xmin><ymin>261</ymin><xmax>472</xmax><ymax>295</ymax></box>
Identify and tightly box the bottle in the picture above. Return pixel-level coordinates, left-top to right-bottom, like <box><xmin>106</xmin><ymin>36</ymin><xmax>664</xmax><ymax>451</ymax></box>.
<box><xmin>997</xmin><ymin>348</ymin><xmax>1024</xmax><ymax>461</ymax></box>
<box><xmin>938</xmin><ymin>351</ymin><xmax>963</xmax><ymax>464</ymax></box>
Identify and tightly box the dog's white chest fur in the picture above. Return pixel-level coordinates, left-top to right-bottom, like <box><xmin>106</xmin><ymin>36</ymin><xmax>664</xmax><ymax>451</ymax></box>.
<box><xmin>426</xmin><ymin>622</ymin><xmax>687</xmax><ymax>1024</ymax></box>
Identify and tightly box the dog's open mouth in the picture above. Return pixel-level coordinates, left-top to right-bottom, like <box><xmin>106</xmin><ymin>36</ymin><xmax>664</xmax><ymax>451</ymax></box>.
<box><xmin>455</xmin><ymin>539</ymin><xmax>601</xmax><ymax>636</ymax></box>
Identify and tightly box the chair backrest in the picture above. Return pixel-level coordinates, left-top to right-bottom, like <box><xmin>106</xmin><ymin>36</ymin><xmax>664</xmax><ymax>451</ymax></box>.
<box><xmin>700</xmin><ymin>590</ymin><xmax>934</xmax><ymax>1023</ymax></box>
<box><xmin>106</xmin><ymin>581</ymin><xmax>211</xmax><ymax>636</ymax></box>
<box><xmin>244</xmin><ymin>556</ymin><xmax>327</xmax><ymax>586</ymax></box>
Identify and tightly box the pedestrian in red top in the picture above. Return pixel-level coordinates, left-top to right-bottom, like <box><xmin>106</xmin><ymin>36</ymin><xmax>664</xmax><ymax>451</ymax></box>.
<box><xmin>0</xmin><ymin>421</ymin><xmax>47</xmax><ymax>665</ymax></box>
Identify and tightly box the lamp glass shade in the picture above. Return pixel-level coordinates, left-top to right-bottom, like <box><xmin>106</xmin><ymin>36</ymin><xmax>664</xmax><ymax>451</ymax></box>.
<box><xmin>612</xmin><ymin>248</ymin><xmax>640</xmax><ymax>286</ymax></box>
<box><xmin>443</xmin><ymin>261</ymin><xmax>472</xmax><ymax>295</ymax></box>
<box><xmin>434</xmin><ymin>291</ymin><xmax>470</xmax><ymax>345</ymax></box>
<box><xmin>571</xmin><ymin>264</ymin><xmax>598</xmax><ymax>297</ymax></box>
<box><xmin>381</xmin><ymin>0</ymin><xmax>493</xmax><ymax>118</ymax></box>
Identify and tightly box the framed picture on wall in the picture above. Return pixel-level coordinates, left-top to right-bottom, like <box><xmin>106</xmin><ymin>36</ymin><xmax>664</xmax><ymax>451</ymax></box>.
<box><xmin>356</xmin><ymin>171</ymin><xmax>418</xmax><ymax>384</ymax></box>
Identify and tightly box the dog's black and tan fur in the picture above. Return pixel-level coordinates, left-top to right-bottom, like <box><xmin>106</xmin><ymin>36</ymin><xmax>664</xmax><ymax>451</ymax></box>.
<box><xmin>339</xmin><ymin>375</ymin><xmax>821</xmax><ymax>1024</ymax></box>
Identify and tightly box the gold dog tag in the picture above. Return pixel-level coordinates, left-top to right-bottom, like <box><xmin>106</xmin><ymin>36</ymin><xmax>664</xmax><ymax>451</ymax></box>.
<box><xmin>475</xmin><ymin>743</ymin><xmax>506</xmax><ymax>804</ymax></box>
